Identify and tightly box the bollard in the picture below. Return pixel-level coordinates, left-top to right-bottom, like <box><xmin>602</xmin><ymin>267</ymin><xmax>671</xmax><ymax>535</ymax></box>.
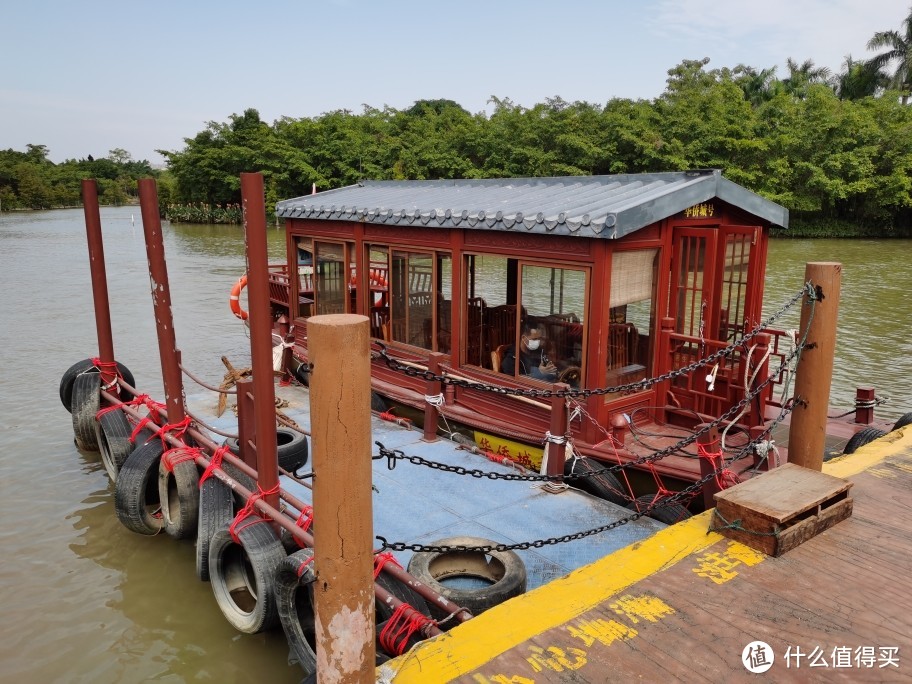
<box><xmin>788</xmin><ymin>263</ymin><xmax>842</xmax><ymax>471</ymax></box>
<box><xmin>309</xmin><ymin>313</ymin><xmax>375</xmax><ymax>682</ymax></box>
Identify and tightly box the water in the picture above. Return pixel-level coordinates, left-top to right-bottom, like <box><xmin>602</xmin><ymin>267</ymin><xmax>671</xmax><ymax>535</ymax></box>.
<box><xmin>0</xmin><ymin>208</ymin><xmax>909</xmax><ymax>683</ymax></box>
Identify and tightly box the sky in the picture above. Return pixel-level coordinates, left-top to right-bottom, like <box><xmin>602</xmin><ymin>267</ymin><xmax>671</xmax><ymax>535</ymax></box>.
<box><xmin>1</xmin><ymin>0</ymin><xmax>906</xmax><ymax>166</ymax></box>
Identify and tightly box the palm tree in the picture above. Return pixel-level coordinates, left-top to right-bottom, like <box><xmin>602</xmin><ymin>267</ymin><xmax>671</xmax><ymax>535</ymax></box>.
<box><xmin>867</xmin><ymin>6</ymin><xmax>912</xmax><ymax>104</ymax></box>
<box><xmin>733</xmin><ymin>65</ymin><xmax>779</xmax><ymax>106</ymax></box>
<box><xmin>836</xmin><ymin>54</ymin><xmax>889</xmax><ymax>100</ymax></box>
<box><xmin>782</xmin><ymin>58</ymin><xmax>833</xmax><ymax>99</ymax></box>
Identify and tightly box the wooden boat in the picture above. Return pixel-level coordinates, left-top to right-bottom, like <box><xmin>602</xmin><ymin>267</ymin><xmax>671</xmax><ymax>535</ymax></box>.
<box><xmin>257</xmin><ymin>170</ymin><xmax>891</xmax><ymax>503</ymax></box>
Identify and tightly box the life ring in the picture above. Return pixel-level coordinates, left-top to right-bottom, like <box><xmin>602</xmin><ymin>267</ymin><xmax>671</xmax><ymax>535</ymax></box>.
<box><xmin>350</xmin><ymin>270</ymin><xmax>389</xmax><ymax>309</ymax></box>
<box><xmin>229</xmin><ymin>275</ymin><xmax>249</xmax><ymax>320</ymax></box>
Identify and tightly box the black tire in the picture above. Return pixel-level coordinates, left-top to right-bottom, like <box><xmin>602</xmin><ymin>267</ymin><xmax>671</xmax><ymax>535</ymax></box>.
<box><xmin>196</xmin><ymin>477</ymin><xmax>235</xmax><ymax>581</ymax></box>
<box><xmin>293</xmin><ymin>360</ymin><xmax>310</xmax><ymax>387</ymax></box>
<box><xmin>375</xmin><ymin>566</ymin><xmax>432</xmax><ymax>623</ymax></box>
<box><xmin>370</xmin><ymin>391</ymin><xmax>388</xmax><ymax>413</ymax></box>
<box><xmin>627</xmin><ymin>494</ymin><xmax>692</xmax><ymax>525</ymax></box>
<box><xmin>223</xmin><ymin>427</ymin><xmax>309</xmax><ymax>474</ymax></box>
<box><xmin>564</xmin><ymin>456</ymin><xmax>629</xmax><ymax>506</ymax></box>
<box><xmin>159</xmin><ymin>452</ymin><xmax>200</xmax><ymax>540</ymax></box>
<box><xmin>843</xmin><ymin>427</ymin><xmax>888</xmax><ymax>455</ymax></box>
<box><xmin>275</xmin><ymin>549</ymin><xmax>318</xmax><ymax>675</ymax></box>
<box><xmin>71</xmin><ymin>372</ymin><xmax>101</xmax><ymax>451</ymax></box>
<box><xmin>114</xmin><ymin>438</ymin><xmax>165</xmax><ymax>535</ymax></box>
<box><xmin>96</xmin><ymin>409</ymin><xmax>134</xmax><ymax>482</ymax></box>
<box><xmin>60</xmin><ymin>358</ymin><xmax>135</xmax><ymax>413</ymax></box>
<box><xmin>892</xmin><ymin>412</ymin><xmax>912</xmax><ymax>431</ymax></box>
<box><xmin>406</xmin><ymin>536</ymin><xmax>526</xmax><ymax>616</ymax></box>
<box><xmin>208</xmin><ymin>521</ymin><xmax>286</xmax><ymax>633</ymax></box>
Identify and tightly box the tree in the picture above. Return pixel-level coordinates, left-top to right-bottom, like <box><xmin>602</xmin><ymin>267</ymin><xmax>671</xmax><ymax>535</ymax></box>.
<box><xmin>733</xmin><ymin>65</ymin><xmax>779</xmax><ymax>107</ymax></box>
<box><xmin>835</xmin><ymin>55</ymin><xmax>889</xmax><ymax>100</ymax></box>
<box><xmin>781</xmin><ymin>58</ymin><xmax>833</xmax><ymax>99</ymax></box>
<box><xmin>867</xmin><ymin>6</ymin><xmax>912</xmax><ymax>104</ymax></box>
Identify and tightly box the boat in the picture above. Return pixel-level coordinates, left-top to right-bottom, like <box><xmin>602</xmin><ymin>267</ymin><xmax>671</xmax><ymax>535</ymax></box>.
<box><xmin>256</xmin><ymin>170</ymin><xmax>893</xmax><ymax>508</ymax></box>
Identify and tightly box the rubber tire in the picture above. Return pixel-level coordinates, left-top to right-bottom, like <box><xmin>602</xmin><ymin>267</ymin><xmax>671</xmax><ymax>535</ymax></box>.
<box><xmin>627</xmin><ymin>494</ymin><xmax>692</xmax><ymax>525</ymax></box>
<box><xmin>60</xmin><ymin>358</ymin><xmax>135</xmax><ymax>413</ymax></box>
<box><xmin>293</xmin><ymin>360</ymin><xmax>310</xmax><ymax>387</ymax></box>
<box><xmin>114</xmin><ymin>437</ymin><xmax>165</xmax><ymax>535</ymax></box>
<box><xmin>843</xmin><ymin>427</ymin><xmax>888</xmax><ymax>454</ymax></box>
<box><xmin>565</xmin><ymin>456</ymin><xmax>628</xmax><ymax>506</ymax></box>
<box><xmin>96</xmin><ymin>410</ymin><xmax>134</xmax><ymax>482</ymax></box>
<box><xmin>208</xmin><ymin>521</ymin><xmax>286</xmax><ymax>634</ymax></box>
<box><xmin>196</xmin><ymin>477</ymin><xmax>235</xmax><ymax>582</ymax></box>
<box><xmin>275</xmin><ymin>549</ymin><xmax>318</xmax><ymax>675</ymax></box>
<box><xmin>71</xmin><ymin>372</ymin><xmax>101</xmax><ymax>451</ymax></box>
<box><xmin>370</xmin><ymin>391</ymin><xmax>388</xmax><ymax>413</ymax></box>
<box><xmin>406</xmin><ymin>536</ymin><xmax>526</xmax><ymax>616</ymax></box>
<box><xmin>223</xmin><ymin>427</ymin><xmax>309</xmax><ymax>473</ymax></box>
<box><xmin>375</xmin><ymin>568</ymin><xmax>432</xmax><ymax>623</ymax></box>
<box><xmin>159</xmin><ymin>455</ymin><xmax>200</xmax><ymax>540</ymax></box>
<box><xmin>892</xmin><ymin>412</ymin><xmax>912</xmax><ymax>431</ymax></box>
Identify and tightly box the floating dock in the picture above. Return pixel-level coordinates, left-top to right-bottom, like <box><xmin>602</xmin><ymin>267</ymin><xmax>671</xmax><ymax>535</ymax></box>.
<box><xmin>378</xmin><ymin>427</ymin><xmax>912</xmax><ymax>682</ymax></box>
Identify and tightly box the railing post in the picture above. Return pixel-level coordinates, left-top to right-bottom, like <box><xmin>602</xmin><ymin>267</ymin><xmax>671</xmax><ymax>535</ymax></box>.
<box><xmin>697</xmin><ymin>424</ymin><xmax>721</xmax><ymax>511</ymax></box>
<box><xmin>308</xmin><ymin>313</ymin><xmax>375</xmax><ymax>681</ymax></box>
<box><xmin>422</xmin><ymin>352</ymin><xmax>445</xmax><ymax>442</ymax></box>
<box><xmin>788</xmin><ymin>262</ymin><xmax>842</xmax><ymax>471</ymax></box>
<box><xmin>747</xmin><ymin>333</ymin><xmax>771</xmax><ymax>427</ymax></box>
<box><xmin>81</xmin><ymin>179</ymin><xmax>118</xmax><ymax>398</ymax></box>
<box><xmin>138</xmin><ymin>179</ymin><xmax>186</xmax><ymax>422</ymax></box>
<box><xmin>655</xmin><ymin>317</ymin><xmax>675</xmax><ymax>423</ymax></box>
<box><xmin>240</xmin><ymin>172</ymin><xmax>280</xmax><ymax>512</ymax></box>
<box><xmin>545</xmin><ymin>383</ymin><xmax>569</xmax><ymax>480</ymax></box>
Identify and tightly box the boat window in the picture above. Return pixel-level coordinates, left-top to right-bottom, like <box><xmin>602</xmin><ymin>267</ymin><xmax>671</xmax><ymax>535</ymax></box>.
<box><xmin>366</xmin><ymin>246</ymin><xmax>390</xmax><ymax>339</ymax></box>
<box><xmin>606</xmin><ymin>248</ymin><xmax>658</xmax><ymax>392</ymax></box>
<box><xmin>463</xmin><ymin>255</ymin><xmax>511</xmax><ymax>368</ymax></box>
<box><xmin>295</xmin><ymin>237</ymin><xmax>314</xmax><ymax>318</ymax></box>
<box><xmin>366</xmin><ymin>246</ymin><xmax>451</xmax><ymax>353</ymax></box>
<box><xmin>313</xmin><ymin>241</ymin><xmax>348</xmax><ymax>315</ymax></box>
<box><xmin>719</xmin><ymin>232</ymin><xmax>752</xmax><ymax>340</ymax></box>
<box><xmin>516</xmin><ymin>265</ymin><xmax>586</xmax><ymax>387</ymax></box>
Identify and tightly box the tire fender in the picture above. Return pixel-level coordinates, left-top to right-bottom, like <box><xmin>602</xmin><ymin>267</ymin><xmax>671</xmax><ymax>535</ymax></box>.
<box><xmin>71</xmin><ymin>372</ymin><xmax>100</xmax><ymax>451</ymax></box>
<box><xmin>114</xmin><ymin>437</ymin><xmax>165</xmax><ymax>535</ymax></box>
<box><xmin>96</xmin><ymin>409</ymin><xmax>134</xmax><ymax>482</ymax></box>
<box><xmin>406</xmin><ymin>536</ymin><xmax>526</xmax><ymax>616</ymax></box>
<box><xmin>158</xmin><ymin>451</ymin><xmax>200</xmax><ymax>540</ymax></box>
<box><xmin>275</xmin><ymin>549</ymin><xmax>318</xmax><ymax>675</ymax></box>
<box><xmin>196</xmin><ymin>477</ymin><xmax>235</xmax><ymax>582</ymax></box>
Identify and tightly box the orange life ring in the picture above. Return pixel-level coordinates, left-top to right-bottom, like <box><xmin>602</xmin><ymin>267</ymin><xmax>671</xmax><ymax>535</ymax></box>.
<box><xmin>351</xmin><ymin>270</ymin><xmax>389</xmax><ymax>309</ymax></box>
<box><xmin>229</xmin><ymin>275</ymin><xmax>249</xmax><ymax>320</ymax></box>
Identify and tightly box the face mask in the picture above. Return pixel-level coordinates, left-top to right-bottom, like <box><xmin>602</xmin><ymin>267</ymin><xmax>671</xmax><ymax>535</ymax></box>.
<box><xmin>526</xmin><ymin>339</ymin><xmax>541</xmax><ymax>351</ymax></box>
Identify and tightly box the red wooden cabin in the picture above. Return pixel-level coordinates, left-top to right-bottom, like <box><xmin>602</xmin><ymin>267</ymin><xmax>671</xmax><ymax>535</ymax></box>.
<box><xmin>269</xmin><ymin>170</ymin><xmax>791</xmax><ymax>491</ymax></box>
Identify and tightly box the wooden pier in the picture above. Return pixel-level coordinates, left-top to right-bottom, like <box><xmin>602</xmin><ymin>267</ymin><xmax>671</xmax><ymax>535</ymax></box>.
<box><xmin>378</xmin><ymin>427</ymin><xmax>912</xmax><ymax>683</ymax></box>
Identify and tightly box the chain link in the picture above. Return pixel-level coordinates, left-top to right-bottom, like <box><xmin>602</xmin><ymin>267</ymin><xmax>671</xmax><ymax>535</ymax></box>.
<box><xmin>375</xmin><ymin>283</ymin><xmax>811</xmax><ymax>399</ymax></box>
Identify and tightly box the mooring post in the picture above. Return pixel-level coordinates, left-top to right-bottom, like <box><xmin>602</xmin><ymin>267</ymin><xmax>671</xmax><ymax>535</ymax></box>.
<box><xmin>81</xmin><ymin>179</ymin><xmax>119</xmax><ymax>398</ymax></box>
<box><xmin>854</xmin><ymin>386</ymin><xmax>875</xmax><ymax>425</ymax></box>
<box><xmin>138</xmin><ymin>179</ymin><xmax>186</xmax><ymax>422</ymax></box>
<box><xmin>240</xmin><ymin>173</ymin><xmax>280</xmax><ymax>511</ymax></box>
<box><xmin>787</xmin><ymin>262</ymin><xmax>842</xmax><ymax>471</ymax></box>
<box><xmin>308</xmin><ymin>313</ymin><xmax>375</xmax><ymax>680</ymax></box>
<box><xmin>422</xmin><ymin>352</ymin><xmax>445</xmax><ymax>442</ymax></box>
<box><xmin>545</xmin><ymin>384</ymin><xmax>569</xmax><ymax>480</ymax></box>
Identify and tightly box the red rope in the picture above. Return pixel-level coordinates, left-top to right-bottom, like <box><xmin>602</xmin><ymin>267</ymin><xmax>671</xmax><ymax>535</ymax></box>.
<box><xmin>372</xmin><ymin>551</ymin><xmax>402</xmax><ymax>579</ymax></box>
<box><xmin>697</xmin><ymin>439</ymin><xmax>739</xmax><ymax>490</ymax></box>
<box><xmin>297</xmin><ymin>554</ymin><xmax>315</xmax><ymax>577</ymax></box>
<box><xmin>289</xmin><ymin>505</ymin><xmax>314</xmax><ymax>547</ymax></box>
<box><xmin>90</xmin><ymin>357</ymin><xmax>121</xmax><ymax>391</ymax></box>
<box><xmin>162</xmin><ymin>446</ymin><xmax>201</xmax><ymax>473</ymax></box>
<box><xmin>378</xmin><ymin>603</ymin><xmax>434</xmax><ymax>656</ymax></box>
<box><xmin>198</xmin><ymin>444</ymin><xmax>229</xmax><ymax>487</ymax></box>
<box><xmin>228</xmin><ymin>482</ymin><xmax>280</xmax><ymax>544</ymax></box>
<box><xmin>151</xmin><ymin>416</ymin><xmax>193</xmax><ymax>448</ymax></box>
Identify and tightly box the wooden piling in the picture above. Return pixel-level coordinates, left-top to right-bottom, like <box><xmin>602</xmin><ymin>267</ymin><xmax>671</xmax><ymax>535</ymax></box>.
<box><xmin>787</xmin><ymin>262</ymin><xmax>842</xmax><ymax>471</ymax></box>
<box><xmin>308</xmin><ymin>313</ymin><xmax>375</xmax><ymax>681</ymax></box>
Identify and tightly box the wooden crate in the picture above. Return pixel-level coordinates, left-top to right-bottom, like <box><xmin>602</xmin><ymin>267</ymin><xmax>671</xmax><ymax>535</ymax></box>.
<box><xmin>711</xmin><ymin>463</ymin><xmax>853</xmax><ymax>556</ymax></box>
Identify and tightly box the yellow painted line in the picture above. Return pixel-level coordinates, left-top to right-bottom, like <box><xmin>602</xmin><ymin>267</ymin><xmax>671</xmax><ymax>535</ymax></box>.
<box><xmin>823</xmin><ymin>426</ymin><xmax>912</xmax><ymax>478</ymax></box>
<box><xmin>377</xmin><ymin>514</ymin><xmax>723</xmax><ymax>682</ymax></box>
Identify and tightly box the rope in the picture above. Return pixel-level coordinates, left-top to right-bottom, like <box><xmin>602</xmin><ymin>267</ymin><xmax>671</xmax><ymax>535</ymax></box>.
<box><xmin>424</xmin><ymin>393</ymin><xmax>445</xmax><ymax>407</ymax></box>
<box><xmin>289</xmin><ymin>505</ymin><xmax>314</xmax><ymax>547</ymax></box>
<box><xmin>228</xmin><ymin>482</ymin><xmax>280</xmax><ymax>544</ymax></box>
<box><xmin>708</xmin><ymin>508</ymin><xmax>780</xmax><ymax>537</ymax></box>
<box><xmin>179</xmin><ymin>363</ymin><xmax>238</xmax><ymax>394</ymax></box>
<box><xmin>378</xmin><ymin>603</ymin><xmax>435</xmax><ymax>656</ymax></box>
<box><xmin>198</xmin><ymin>444</ymin><xmax>229</xmax><ymax>487</ymax></box>
<box><xmin>697</xmin><ymin>439</ymin><xmax>740</xmax><ymax>491</ymax></box>
<box><xmin>297</xmin><ymin>554</ymin><xmax>315</xmax><ymax>578</ymax></box>
<box><xmin>151</xmin><ymin>416</ymin><xmax>193</xmax><ymax>448</ymax></box>
<box><xmin>753</xmin><ymin>439</ymin><xmax>780</xmax><ymax>469</ymax></box>
<box><xmin>161</xmin><ymin>446</ymin><xmax>200</xmax><ymax>473</ymax></box>
<box><xmin>373</xmin><ymin>551</ymin><xmax>403</xmax><ymax>579</ymax></box>
<box><xmin>90</xmin><ymin>357</ymin><xmax>121</xmax><ymax>391</ymax></box>
<box><xmin>543</xmin><ymin>432</ymin><xmax>567</xmax><ymax>445</ymax></box>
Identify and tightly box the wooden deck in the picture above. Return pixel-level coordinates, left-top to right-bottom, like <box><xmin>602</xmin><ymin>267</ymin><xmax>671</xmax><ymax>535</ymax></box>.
<box><xmin>378</xmin><ymin>427</ymin><xmax>912</xmax><ymax>683</ymax></box>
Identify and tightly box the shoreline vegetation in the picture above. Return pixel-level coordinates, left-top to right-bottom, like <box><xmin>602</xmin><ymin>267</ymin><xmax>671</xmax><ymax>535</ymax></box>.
<box><xmin>3</xmin><ymin>9</ymin><xmax>912</xmax><ymax>238</ymax></box>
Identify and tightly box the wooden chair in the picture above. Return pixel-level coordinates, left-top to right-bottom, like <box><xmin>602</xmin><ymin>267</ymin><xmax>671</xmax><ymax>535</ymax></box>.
<box><xmin>491</xmin><ymin>344</ymin><xmax>511</xmax><ymax>373</ymax></box>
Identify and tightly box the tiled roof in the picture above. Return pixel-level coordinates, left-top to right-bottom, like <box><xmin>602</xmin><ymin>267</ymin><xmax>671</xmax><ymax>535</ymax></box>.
<box><xmin>275</xmin><ymin>170</ymin><xmax>788</xmax><ymax>239</ymax></box>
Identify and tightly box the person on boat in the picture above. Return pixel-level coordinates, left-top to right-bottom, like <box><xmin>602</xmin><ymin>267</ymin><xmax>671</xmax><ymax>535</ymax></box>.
<box><xmin>502</xmin><ymin>328</ymin><xmax>558</xmax><ymax>382</ymax></box>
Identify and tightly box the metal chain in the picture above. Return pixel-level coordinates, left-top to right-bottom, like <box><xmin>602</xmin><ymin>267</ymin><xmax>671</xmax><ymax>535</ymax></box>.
<box><xmin>375</xmin><ymin>283</ymin><xmax>811</xmax><ymax>400</ymax></box>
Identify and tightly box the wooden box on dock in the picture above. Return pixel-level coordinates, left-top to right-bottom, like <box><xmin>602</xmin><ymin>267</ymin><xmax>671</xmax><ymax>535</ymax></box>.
<box><xmin>711</xmin><ymin>463</ymin><xmax>853</xmax><ymax>557</ymax></box>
